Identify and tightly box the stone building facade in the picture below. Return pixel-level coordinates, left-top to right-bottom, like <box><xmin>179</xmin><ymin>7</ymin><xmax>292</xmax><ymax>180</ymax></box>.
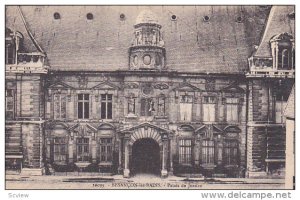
<box><xmin>5</xmin><ymin>6</ymin><xmax>294</xmax><ymax>178</ymax></box>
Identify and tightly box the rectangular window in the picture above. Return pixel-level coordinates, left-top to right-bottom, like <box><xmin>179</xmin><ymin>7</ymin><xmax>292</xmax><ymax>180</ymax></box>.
<box><xmin>78</xmin><ymin>94</ymin><xmax>89</xmax><ymax>119</ymax></box>
<box><xmin>180</xmin><ymin>95</ymin><xmax>193</xmax><ymax>121</ymax></box>
<box><xmin>202</xmin><ymin>140</ymin><xmax>215</xmax><ymax>165</ymax></box>
<box><xmin>54</xmin><ymin>93</ymin><xmax>67</xmax><ymax>119</ymax></box>
<box><xmin>53</xmin><ymin>137</ymin><xmax>67</xmax><ymax>164</ymax></box>
<box><xmin>77</xmin><ymin>138</ymin><xmax>89</xmax><ymax>162</ymax></box>
<box><xmin>101</xmin><ymin>94</ymin><xmax>112</xmax><ymax>119</ymax></box>
<box><xmin>99</xmin><ymin>138</ymin><xmax>113</xmax><ymax>162</ymax></box>
<box><xmin>141</xmin><ymin>98</ymin><xmax>154</xmax><ymax>116</ymax></box>
<box><xmin>203</xmin><ymin>96</ymin><xmax>216</xmax><ymax>122</ymax></box>
<box><xmin>226</xmin><ymin>98</ymin><xmax>239</xmax><ymax>122</ymax></box>
<box><xmin>6</xmin><ymin>89</ymin><xmax>15</xmax><ymax>119</ymax></box>
<box><xmin>179</xmin><ymin>139</ymin><xmax>192</xmax><ymax>165</ymax></box>
<box><xmin>224</xmin><ymin>140</ymin><xmax>238</xmax><ymax>165</ymax></box>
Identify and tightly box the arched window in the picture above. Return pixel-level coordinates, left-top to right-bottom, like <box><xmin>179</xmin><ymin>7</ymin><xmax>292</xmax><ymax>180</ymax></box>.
<box><xmin>282</xmin><ymin>49</ymin><xmax>289</xmax><ymax>69</ymax></box>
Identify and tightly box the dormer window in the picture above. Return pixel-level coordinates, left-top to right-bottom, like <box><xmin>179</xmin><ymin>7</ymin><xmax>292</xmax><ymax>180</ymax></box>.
<box><xmin>5</xmin><ymin>28</ymin><xmax>15</xmax><ymax>65</ymax></box>
<box><xmin>5</xmin><ymin>43</ymin><xmax>15</xmax><ymax>64</ymax></box>
<box><xmin>270</xmin><ymin>32</ymin><xmax>294</xmax><ymax>70</ymax></box>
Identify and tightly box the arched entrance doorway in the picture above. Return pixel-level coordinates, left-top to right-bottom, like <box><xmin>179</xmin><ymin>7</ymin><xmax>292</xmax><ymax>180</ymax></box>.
<box><xmin>131</xmin><ymin>138</ymin><xmax>160</xmax><ymax>175</ymax></box>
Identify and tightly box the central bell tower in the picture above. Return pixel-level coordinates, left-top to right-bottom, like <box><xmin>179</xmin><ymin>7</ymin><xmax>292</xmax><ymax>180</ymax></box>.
<box><xmin>129</xmin><ymin>10</ymin><xmax>166</xmax><ymax>70</ymax></box>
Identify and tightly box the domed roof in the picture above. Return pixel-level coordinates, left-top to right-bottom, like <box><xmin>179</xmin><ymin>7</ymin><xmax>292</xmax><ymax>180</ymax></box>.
<box><xmin>135</xmin><ymin>10</ymin><xmax>159</xmax><ymax>25</ymax></box>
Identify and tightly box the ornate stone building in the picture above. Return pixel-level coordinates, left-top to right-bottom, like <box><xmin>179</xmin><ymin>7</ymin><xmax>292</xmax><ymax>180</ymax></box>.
<box><xmin>5</xmin><ymin>6</ymin><xmax>294</xmax><ymax>178</ymax></box>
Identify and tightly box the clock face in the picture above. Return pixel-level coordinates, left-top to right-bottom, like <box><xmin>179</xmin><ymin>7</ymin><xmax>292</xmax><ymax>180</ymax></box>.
<box><xmin>143</xmin><ymin>55</ymin><xmax>151</xmax><ymax>65</ymax></box>
<box><xmin>133</xmin><ymin>55</ymin><xmax>138</xmax><ymax>66</ymax></box>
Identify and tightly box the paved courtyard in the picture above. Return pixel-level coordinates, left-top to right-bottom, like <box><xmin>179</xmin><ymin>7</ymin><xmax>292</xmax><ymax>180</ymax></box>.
<box><xmin>5</xmin><ymin>173</ymin><xmax>286</xmax><ymax>190</ymax></box>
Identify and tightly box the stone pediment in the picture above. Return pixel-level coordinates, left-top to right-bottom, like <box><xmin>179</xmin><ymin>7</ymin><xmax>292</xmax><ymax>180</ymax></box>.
<box><xmin>173</xmin><ymin>82</ymin><xmax>200</xmax><ymax>92</ymax></box>
<box><xmin>224</xmin><ymin>125</ymin><xmax>241</xmax><ymax>133</ymax></box>
<box><xmin>195</xmin><ymin>124</ymin><xmax>223</xmax><ymax>135</ymax></box>
<box><xmin>68</xmin><ymin>123</ymin><xmax>97</xmax><ymax>136</ymax></box>
<box><xmin>221</xmin><ymin>84</ymin><xmax>245</xmax><ymax>93</ymax></box>
<box><xmin>121</xmin><ymin>122</ymin><xmax>171</xmax><ymax>134</ymax></box>
<box><xmin>48</xmin><ymin>81</ymin><xmax>73</xmax><ymax>90</ymax></box>
<box><xmin>270</xmin><ymin>32</ymin><xmax>294</xmax><ymax>42</ymax></box>
<box><xmin>92</xmin><ymin>81</ymin><xmax>120</xmax><ymax>90</ymax></box>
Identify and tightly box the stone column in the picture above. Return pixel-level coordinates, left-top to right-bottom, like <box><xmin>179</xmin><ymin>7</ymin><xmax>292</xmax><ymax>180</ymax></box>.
<box><xmin>161</xmin><ymin>134</ymin><xmax>168</xmax><ymax>178</ymax></box>
<box><xmin>195</xmin><ymin>134</ymin><xmax>201</xmax><ymax>166</ymax></box>
<box><xmin>123</xmin><ymin>133</ymin><xmax>131</xmax><ymax>178</ymax></box>
<box><xmin>68</xmin><ymin>139</ymin><xmax>74</xmax><ymax>164</ymax></box>
<box><xmin>169</xmin><ymin>134</ymin><xmax>174</xmax><ymax>176</ymax></box>
<box><xmin>91</xmin><ymin>139</ymin><xmax>97</xmax><ymax>163</ymax></box>
<box><xmin>118</xmin><ymin>137</ymin><xmax>123</xmax><ymax>174</ymax></box>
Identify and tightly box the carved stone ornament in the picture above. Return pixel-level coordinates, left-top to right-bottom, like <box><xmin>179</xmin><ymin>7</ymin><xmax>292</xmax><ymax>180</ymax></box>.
<box><xmin>154</xmin><ymin>83</ymin><xmax>169</xmax><ymax>90</ymax></box>
<box><xmin>205</xmin><ymin>78</ymin><xmax>216</xmax><ymax>91</ymax></box>
<box><xmin>77</xmin><ymin>75</ymin><xmax>88</xmax><ymax>89</ymax></box>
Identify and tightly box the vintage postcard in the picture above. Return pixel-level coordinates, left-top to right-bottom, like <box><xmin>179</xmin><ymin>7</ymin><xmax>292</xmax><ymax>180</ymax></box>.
<box><xmin>5</xmin><ymin>5</ymin><xmax>295</xmax><ymax>190</ymax></box>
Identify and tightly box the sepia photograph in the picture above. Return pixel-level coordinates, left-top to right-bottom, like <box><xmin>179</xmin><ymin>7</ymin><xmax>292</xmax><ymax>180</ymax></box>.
<box><xmin>4</xmin><ymin>4</ymin><xmax>295</xmax><ymax>190</ymax></box>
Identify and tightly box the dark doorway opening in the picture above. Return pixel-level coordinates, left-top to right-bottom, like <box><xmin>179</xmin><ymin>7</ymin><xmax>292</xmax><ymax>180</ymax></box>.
<box><xmin>131</xmin><ymin>138</ymin><xmax>160</xmax><ymax>175</ymax></box>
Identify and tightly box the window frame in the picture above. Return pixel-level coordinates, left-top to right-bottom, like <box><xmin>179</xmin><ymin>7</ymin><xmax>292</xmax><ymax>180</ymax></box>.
<box><xmin>53</xmin><ymin>93</ymin><xmax>67</xmax><ymax>119</ymax></box>
<box><xmin>179</xmin><ymin>94</ymin><xmax>193</xmax><ymax>121</ymax></box>
<box><xmin>101</xmin><ymin>94</ymin><xmax>113</xmax><ymax>119</ymax></box>
<box><xmin>5</xmin><ymin>39</ymin><xmax>15</xmax><ymax>65</ymax></box>
<box><xmin>201</xmin><ymin>139</ymin><xmax>215</xmax><ymax>166</ymax></box>
<box><xmin>99</xmin><ymin>137</ymin><xmax>113</xmax><ymax>163</ymax></box>
<box><xmin>77</xmin><ymin>94</ymin><xmax>90</xmax><ymax>119</ymax></box>
<box><xmin>202</xmin><ymin>96</ymin><xmax>217</xmax><ymax>122</ymax></box>
<box><xmin>223</xmin><ymin>139</ymin><xmax>239</xmax><ymax>166</ymax></box>
<box><xmin>53</xmin><ymin>137</ymin><xmax>68</xmax><ymax>164</ymax></box>
<box><xmin>281</xmin><ymin>49</ymin><xmax>290</xmax><ymax>69</ymax></box>
<box><xmin>225</xmin><ymin>97</ymin><xmax>239</xmax><ymax>122</ymax></box>
<box><xmin>178</xmin><ymin>138</ymin><xmax>193</xmax><ymax>165</ymax></box>
<box><xmin>76</xmin><ymin>137</ymin><xmax>90</xmax><ymax>162</ymax></box>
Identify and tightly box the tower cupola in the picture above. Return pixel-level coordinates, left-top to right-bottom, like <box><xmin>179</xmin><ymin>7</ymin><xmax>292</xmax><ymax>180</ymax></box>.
<box><xmin>129</xmin><ymin>10</ymin><xmax>166</xmax><ymax>70</ymax></box>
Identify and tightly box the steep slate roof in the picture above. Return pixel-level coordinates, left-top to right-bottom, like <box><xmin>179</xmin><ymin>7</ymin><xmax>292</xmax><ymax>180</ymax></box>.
<box><xmin>253</xmin><ymin>6</ymin><xmax>295</xmax><ymax>58</ymax></box>
<box><xmin>284</xmin><ymin>85</ymin><xmax>295</xmax><ymax>119</ymax></box>
<box><xmin>6</xmin><ymin>6</ymin><xmax>270</xmax><ymax>73</ymax></box>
